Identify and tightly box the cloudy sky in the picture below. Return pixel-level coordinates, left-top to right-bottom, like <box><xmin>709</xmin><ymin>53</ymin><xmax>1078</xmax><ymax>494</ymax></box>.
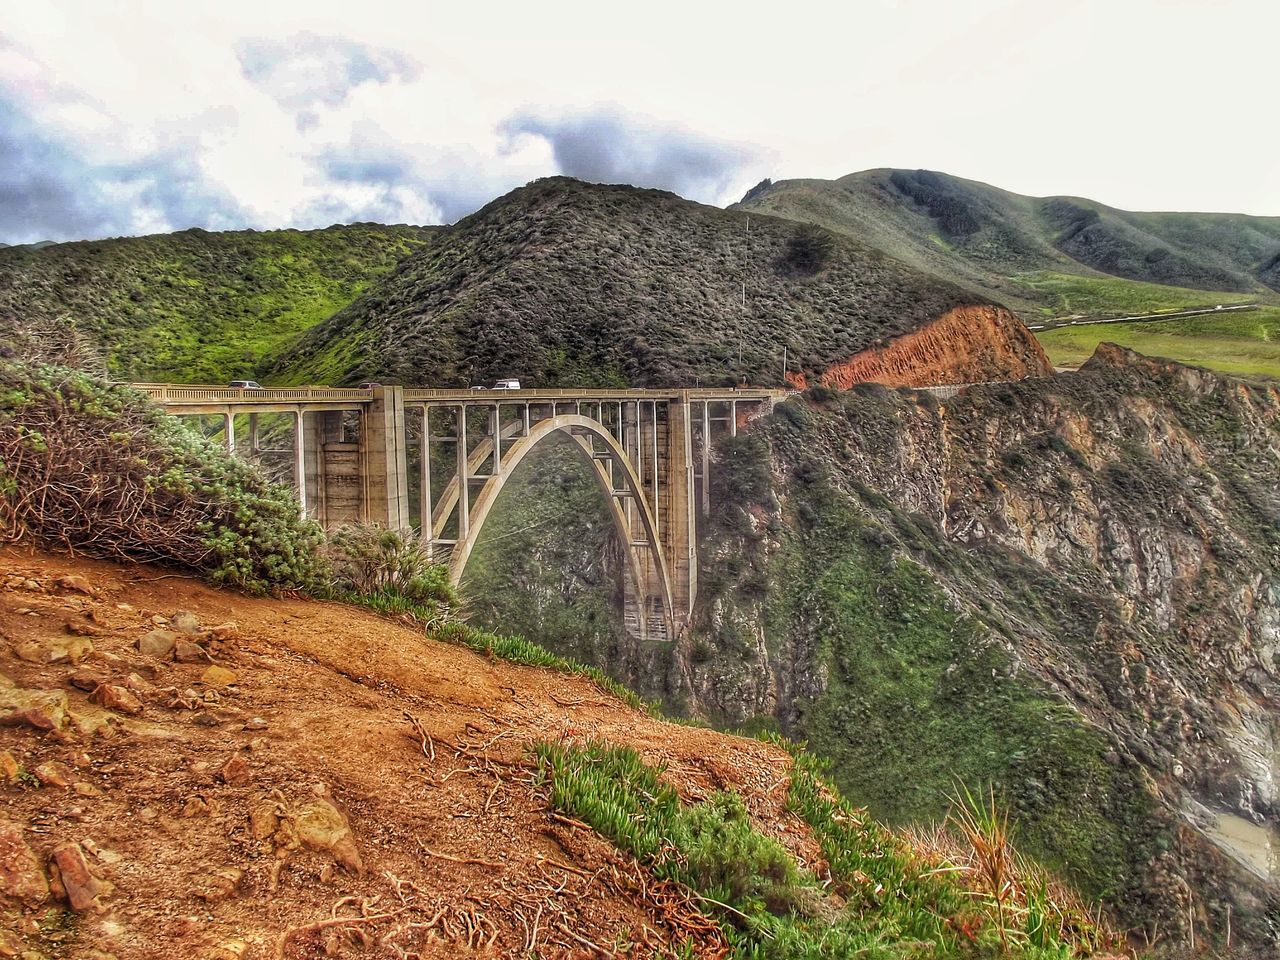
<box><xmin>1</xmin><ymin>0</ymin><xmax>1276</xmax><ymax>244</ymax></box>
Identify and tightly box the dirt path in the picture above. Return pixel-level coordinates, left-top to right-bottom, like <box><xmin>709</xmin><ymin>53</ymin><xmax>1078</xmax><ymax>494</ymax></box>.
<box><xmin>0</xmin><ymin>546</ymin><xmax>815</xmax><ymax>959</ymax></box>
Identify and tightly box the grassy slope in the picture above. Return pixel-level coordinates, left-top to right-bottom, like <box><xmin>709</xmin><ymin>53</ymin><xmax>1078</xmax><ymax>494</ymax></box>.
<box><xmin>271</xmin><ymin>177</ymin><xmax>986</xmax><ymax>389</ymax></box>
<box><xmin>1039</xmin><ymin>306</ymin><xmax>1280</xmax><ymax>379</ymax></box>
<box><xmin>735</xmin><ymin>169</ymin><xmax>1280</xmax><ymax>320</ymax></box>
<box><xmin>0</xmin><ymin>224</ymin><xmax>433</xmax><ymax>383</ymax></box>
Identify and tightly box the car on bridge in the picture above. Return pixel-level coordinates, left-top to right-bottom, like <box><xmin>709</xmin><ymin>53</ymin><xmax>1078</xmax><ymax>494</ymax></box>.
<box><xmin>492</xmin><ymin>379</ymin><xmax>522</xmax><ymax>390</ymax></box>
<box><xmin>228</xmin><ymin>380</ymin><xmax>262</xmax><ymax>389</ymax></box>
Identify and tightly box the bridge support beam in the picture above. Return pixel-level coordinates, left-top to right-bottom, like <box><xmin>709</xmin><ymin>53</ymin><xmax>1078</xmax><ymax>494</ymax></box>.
<box><xmin>664</xmin><ymin>394</ymin><xmax>697</xmax><ymax>623</ymax></box>
<box><xmin>363</xmin><ymin>386</ymin><xmax>410</xmax><ymax>530</ymax></box>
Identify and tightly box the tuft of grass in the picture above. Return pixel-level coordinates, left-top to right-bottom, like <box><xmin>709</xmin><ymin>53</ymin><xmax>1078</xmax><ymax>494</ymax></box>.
<box><xmin>534</xmin><ymin>738</ymin><xmax>1117</xmax><ymax>958</ymax></box>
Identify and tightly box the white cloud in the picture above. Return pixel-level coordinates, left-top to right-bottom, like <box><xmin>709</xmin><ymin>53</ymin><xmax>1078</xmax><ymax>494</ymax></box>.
<box><xmin>0</xmin><ymin>0</ymin><xmax>1276</xmax><ymax>244</ymax></box>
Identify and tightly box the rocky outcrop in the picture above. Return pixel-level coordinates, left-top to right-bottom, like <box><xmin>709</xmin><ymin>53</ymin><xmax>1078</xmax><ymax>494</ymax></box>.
<box><xmin>791</xmin><ymin>304</ymin><xmax>1052</xmax><ymax>389</ymax></box>
<box><xmin>677</xmin><ymin>348</ymin><xmax>1280</xmax><ymax>953</ymax></box>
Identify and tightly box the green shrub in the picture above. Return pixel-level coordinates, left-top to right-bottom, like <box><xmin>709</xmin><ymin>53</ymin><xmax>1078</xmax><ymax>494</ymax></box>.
<box><xmin>325</xmin><ymin>523</ymin><xmax>457</xmax><ymax>614</ymax></box>
<box><xmin>0</xmin><ymin>358</ymin><xmax>327</xmax><ymax>593</ymax></box>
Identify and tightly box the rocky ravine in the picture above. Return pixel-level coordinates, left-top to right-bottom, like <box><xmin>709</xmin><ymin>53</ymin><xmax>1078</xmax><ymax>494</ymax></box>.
<box><xmin>470</xmin><ymin>347</ymin><xmax>1280</xmax><ymax>952</ymax></box>
<box><xmin>672</xmin><ymin>346</ymin><xmax>1280</xmax><ymax>953</ymax></box>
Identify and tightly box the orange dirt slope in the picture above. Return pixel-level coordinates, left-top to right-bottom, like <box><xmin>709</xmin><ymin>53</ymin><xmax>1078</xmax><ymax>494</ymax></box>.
<box><xmin>0</xmin><ymin>546</ymin><xmax>817</xmax><ymax>959</ymax></box>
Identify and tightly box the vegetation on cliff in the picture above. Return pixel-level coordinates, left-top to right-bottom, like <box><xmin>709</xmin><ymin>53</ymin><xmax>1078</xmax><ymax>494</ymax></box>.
<box><xmin>0</xmin><ymin>224</ymin><xmax>432</xmax><ymax>383</ymax></box>
<box><xmin>271</xmin><ymin>177</ymin><xmax>1001</xmax><ymax>388</ymax></box>
<box><xmin>688</xmin><ymin>352</ymin><xmax>1280</xmax><ymax>953</ymax></box>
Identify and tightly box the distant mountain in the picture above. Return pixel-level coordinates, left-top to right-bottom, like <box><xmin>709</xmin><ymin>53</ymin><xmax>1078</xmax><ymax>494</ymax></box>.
<box><xmin>0</xmin><ymin>224</ymin><xmax>434</xmax><ymax>383</ymax></box>
<box><xmin>272</xmin><ymin>177</ymin><xmax>1046</xmax><ymax>389</ymax></box>
<box><xmin>733</xmin><ymin>169</ymin><xmax>1280</xmax><ymax>318</ymax></box>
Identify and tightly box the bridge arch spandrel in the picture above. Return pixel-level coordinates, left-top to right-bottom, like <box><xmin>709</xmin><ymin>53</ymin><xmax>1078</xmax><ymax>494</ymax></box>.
<box><xmin>446</xmin><ymin>414</ymin><xmax>676</xmax><ymax>638</ymax></box>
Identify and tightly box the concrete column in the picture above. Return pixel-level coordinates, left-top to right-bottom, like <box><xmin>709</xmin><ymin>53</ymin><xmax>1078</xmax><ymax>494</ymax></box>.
<box><xmin>293</xmin><ymin>409</ymin><xmax>306</xmax><ymax>515</ymax></box>
<box><xmin>363</xmin><ymin>386</ymin><xmax>410</xmax><ymax>530</ymax></box>
<box><xmin>420</xmin><ymin>406</ymin><xmax>432</xmax><ymax>556</ymax></box>
<box><xmin>650</xmin><ymin>401</ymin><xmax>660</xmax><ymax>541</ymax></box>
<box><xmin>490</xmin><ymin>404</ymin><xmax>501</xmax><ymax>474</ymax></box>
<box><xmin>729</xmin><ymin>400</ymin><xmax>737</xmax><ymax>437</ymax></box>
<box><xmin>249</xmin><ymin>413</ymin><xmax>260</xmax><ymax>457</ymax></box>
<box><xmin>701</xmin><ymin>400</ymin><xmax>711</xmax><ymax>516</ymax></box>
<box><xmin>663</xmin><ymin>394</ymin><xmax>697</xmax><ymax>626</ymax></box>
<box><xmin>456</xmin><ymin>405</ymin><xmax>469</xmax><ymax>541</ymax></box>
<box><xmin>223</xmin><ymin>412</ymin><xmax>235</xmax><ymax>455</ymax></box>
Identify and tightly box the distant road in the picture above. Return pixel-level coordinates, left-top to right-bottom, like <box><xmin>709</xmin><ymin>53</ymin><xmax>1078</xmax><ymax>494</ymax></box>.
<box><xmin>1027</xmin><ymin>302</ymin><xmax>1259</xmax><ymax>333</ymax></box>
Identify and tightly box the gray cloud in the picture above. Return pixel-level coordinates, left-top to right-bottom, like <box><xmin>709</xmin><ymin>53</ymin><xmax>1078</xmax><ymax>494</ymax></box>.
<box><xmin>0</xmin><ymin>96</ymin><xmax>247</xmax><ymax>245</ymax></box>
<box><xmin>500</xmin><ymin>107</ymin><xmax>766</xmax><ymax>203</ymax></box>
<box><xmin>236</xmin><ymin>33</ymin><xmax>418</xmax><ymax>128</ymax></box>
<box><xmin>306</xmin><ymin>142</ymin><xmax>518</xmax><ymax>225</ymax></box>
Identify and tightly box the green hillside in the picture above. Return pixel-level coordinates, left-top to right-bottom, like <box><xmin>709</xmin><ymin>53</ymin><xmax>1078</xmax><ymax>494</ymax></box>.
<box><xmin>0</xmin><ymin>223</ymin><xmax>434</xmax><ymax>383</ymax></box>
<box><xmin>734</xmin><ymin>169</ymin><xmax>1280</xmax><ymax>319</ymax></box>
<box><xmin>1038</xmin><ymin>306</ymin><xmax>1280</xmax><ymax>380</ymax></box>
<box><xmin>271</xmin><ymin>177</ymin><xmax>1000</xmax><ymax>389</ymax></box>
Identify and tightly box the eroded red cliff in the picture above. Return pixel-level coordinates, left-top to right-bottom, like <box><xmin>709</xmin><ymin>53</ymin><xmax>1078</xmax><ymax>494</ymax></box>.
<box><xmin>790</xmin><ymin>305</ymin><xmax>1052</xmax><ymax>389</ymax></box>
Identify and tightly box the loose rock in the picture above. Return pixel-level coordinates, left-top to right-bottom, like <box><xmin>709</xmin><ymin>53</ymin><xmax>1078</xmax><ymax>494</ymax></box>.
<box><xmin>55</xmin><ymin>575</ymin><xmax>97</xmax><ymax>596</ymax></box>
<box><xmin>201</xmin><ymin>666</ymin><xmax>236</xmax><ymax>687</ymax></box>
<box><xmin>137</xmin><ymin>629</ymin><xmax>177</xmax><ymax>659</ymax></box>
<box><xmin>0</xmin><ymin>752</ymin><xmax>19</xmax><ymax>782</ymax></box>
<box><xmin>293</xmin><ymin>799</ymin><xmax>364</xmax><ymax>874</ymax></box>
<box><xmin>89</xmin><ymin>684</ymin><xmax>143</xmax><ymax>716</ymax></box>
<box><xmin>0</xmin><ymin>688</ymin><xmax>68</xmax><ymax>731</ymax></box>
<box><xmin>174</xmin><ymin>639</ymin><xmax>206</xmax><ymax>663</ymax></box>
<box><xmin>49</xmin><ymin>841</ymin><xmax>113</xmax><ymax>912</ymax></box>
<box><xmin>0</xmin><ymin>819</ymin><xmax>49</xmax><ymax>905</ymax></box>
<box><xmin>33</xmin><ymin>761</ymin><xmax>73</xmax><ymax>789</ymax></box>
<box><xmin>218</xmin><ymin>754</ymin><xmax>251</xmax><ymax>786</ymax></box>
<box><xmin>170</xmin><ymin>610</ymin><xmax>202</xmax><ymax>635</ymax></box>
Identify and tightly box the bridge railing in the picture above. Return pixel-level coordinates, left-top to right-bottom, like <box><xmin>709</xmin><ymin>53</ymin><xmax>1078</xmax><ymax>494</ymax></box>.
<box><xmin>131</xmin><ymin>384</ymin><xmax>374</xmax><ymax>404</ymax></box>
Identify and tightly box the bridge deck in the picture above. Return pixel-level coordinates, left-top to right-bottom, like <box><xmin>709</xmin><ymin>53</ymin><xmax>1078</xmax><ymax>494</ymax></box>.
<box><xmin>132</xmin><ymin>383</ymin><xmax>789</xmax><ymax>408</ymax></box>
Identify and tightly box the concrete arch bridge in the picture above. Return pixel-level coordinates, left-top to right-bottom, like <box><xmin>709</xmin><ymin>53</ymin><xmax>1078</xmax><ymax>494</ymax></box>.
<box><xmin>135</xmin><ymin>384</ymin><xmax>786</xmax><ymax>641</ymax></box>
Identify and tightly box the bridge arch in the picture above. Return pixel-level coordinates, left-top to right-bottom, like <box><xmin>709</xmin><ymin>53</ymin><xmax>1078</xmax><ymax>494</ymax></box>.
<box><xmin>445</xmin><ymin>414</ymin><xmax>676</xmax><ymax>636</ymax></box>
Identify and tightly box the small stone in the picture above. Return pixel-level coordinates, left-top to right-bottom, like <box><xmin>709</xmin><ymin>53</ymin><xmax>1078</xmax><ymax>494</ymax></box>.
<box><xmin>63</xmin><ymin>619</ymin><xmax>104</xmax><ymax>638</ymax></box>
<box><xmin>181</xmin><ymin>796</ymin><xmax>209</xmax><ymax>818</ymax></box>
<box><xmin>55</xmin><ymin>575</ymin><xmax>96</xmax><ymax>596</ymax></box>
<box><xmin>33</xmin><ymin>761</ymin><xmax>73</xmax><ymax>789</ymax></box>
<box><xmin>205</xmin><ymin>622</ymin><xmax>240</xmax><ymax>642</ymax></box>
<box><xmin>196</xmin><ymin>866</ymin><xmax>243</xmax><ymax>902</ymax></box>
<box><xmin>150</xmin><ymin>615</ymin><xmax>167</xmax><ymax>626</ymax></box>
<box><xmin>201</xmin><ymin>666</ymin><xmax>236</xmax><ymax>687</ymax></box>
<box><xmin>89</xmin><ymin>684</ymin><xmax>143</xmax><ymax>716</ymax></box>
<box><xmin>68</xmin><ymin>670</ymin><xmax>107</xmax><ymax>692</ymax></box>
<box><xmin>122</xmin><ymin>673</ymin><xmax>150</xmax><ymax>694</ymax></box>
<box><xmin>138</xmin><ymin>629</ymin><xmax>177</xmax><ymax>659</ymax></box>
<box><xmin>170</xmin><ymin>611</ymin><xmax>202</xmax><ymax>635</ymax></box>
<box><xmin>248</xmin><ymin>800</ymin><xmax>279</xmax><ymax>840</ymax></box>
<box><xmin>73</xmin><ymin>782</ymin><xmax>103</xmax><ymax>797</ymax></box>
<box><xmin>218</xmin><ymin>754</ymin><xmax>250</xmax><ymax>786</ymax></box>
<box><xmin>243</xmin><ymin>717</ymin><xmax>268</xmax><ymax>732</ymax></box>
<box><xmin>0</xmin><ymin>819</ymin><xmax>48</xmax><ymax>905</ymax></box>
<box><xmin>173</xmin><ymin>639</ymin><xmax>206</xmax><ymax>663</ymax></box>
<box><xmin>0</xmin><ymin>927</ymin><xmax>23</xmax><ymax>957</ymax></box>
<box><xmin>48</xmin><ymin>636</ymin><xmax>94</xmax><ymax>664</ymax></box>
<box><xmin>49</xmin><ymin>841</ymin><xmax>113</xmax><ymax>912</ymax></box>
<box><xmin>0</xmin><ymin>688</ymin><xmax>69</xmax><ymax>731</ymax></box>
<box><xmin>294</xmin><ymin>799</ymin><xmax>364</xmax><ymax>874</ymax></box>
<box><xmin>193</xmin><ymin>712</ymin><xmax>223</xmax><ymax>728</ymax></box>
<box><xmin>115</xmin><ymin>603</ymin><xmax>134</xmax><ymax>612</ymax></box>
<box><xmin>11</xmin><ymin>640</ymin><xmax>43</xmax><ymax>663</ymax></box>
<box><xmin>0</xmin><ymin>751</ymin><xmax>19</xmax><ymax>782</ymax></box>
